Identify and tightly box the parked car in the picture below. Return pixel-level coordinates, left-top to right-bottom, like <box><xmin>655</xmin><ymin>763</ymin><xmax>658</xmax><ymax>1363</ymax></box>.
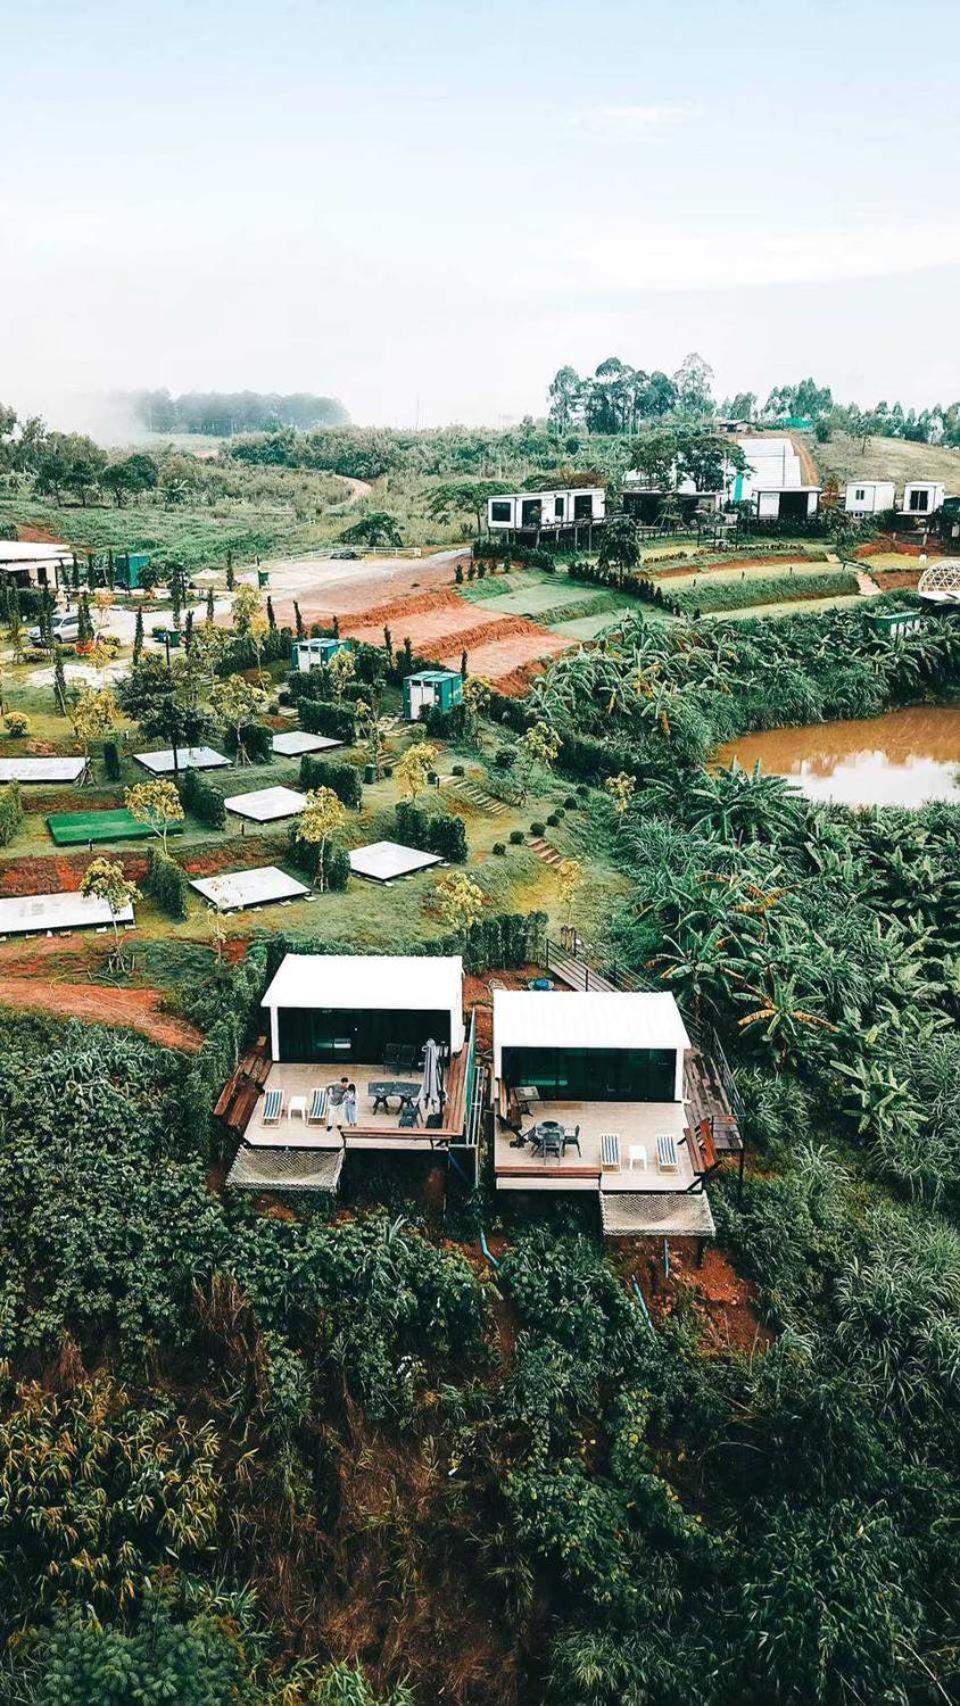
<box><xmin>330</xmin><ymin>548</ymin><xmax>360</xmax><ymax>560</ymax></box>
<box><xmin>28</xmin><ymin>612</ymin><xmax>80</xmax><ymax>646</ymax></box>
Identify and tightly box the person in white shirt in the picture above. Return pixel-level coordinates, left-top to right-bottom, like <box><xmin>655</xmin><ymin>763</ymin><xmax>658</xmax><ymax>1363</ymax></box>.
<box><xmin>326</xmin><ymin>1076</ymin><xmax>350</xmax><ymax>1131</ymax></box>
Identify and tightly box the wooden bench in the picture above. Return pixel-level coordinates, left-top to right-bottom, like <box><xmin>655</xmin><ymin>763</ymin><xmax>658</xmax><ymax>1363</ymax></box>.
<box><xmin>600</xmin><ymin>1134</ymin><xmax>621</xmax><ymax>1172</ymax></box>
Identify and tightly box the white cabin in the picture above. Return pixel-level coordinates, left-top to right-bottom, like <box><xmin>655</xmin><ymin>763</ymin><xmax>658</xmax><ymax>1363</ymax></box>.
<box><xmin>487</xmin><ymin>488</ymin><xmax>605</xmax><ymax>532</ymax></box>
<box><xmin>844</xmin><ymin>480</ymin><xmax>896</xmax><ymax>515</ymax></box>
<box><xmin>728</xmin><ymin>436</ymin><xmax>820</xmax><ymax>521</ymax></box>
<box><xmin>902</xmin><ymin>482</ymin><xmax>945</xmax><ymax>518</ymax></box>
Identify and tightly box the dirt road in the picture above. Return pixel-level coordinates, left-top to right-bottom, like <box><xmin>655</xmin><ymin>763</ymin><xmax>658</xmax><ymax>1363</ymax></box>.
<box><xmin>0</xmin><ymin>974</ymin><xmax>203</xmax><ymax>1049</ymax></box>
<box><xmin>262</xmin><ymin>548</ymin><xmax>469</xmax><ymax>625</ymax></box>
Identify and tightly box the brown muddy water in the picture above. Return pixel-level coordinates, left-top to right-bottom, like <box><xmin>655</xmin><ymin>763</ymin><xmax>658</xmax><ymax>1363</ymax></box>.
<box><xmin>716</xmin><ymin>706</ymin><xmax>960</xmax><ymax>807</ymax></box>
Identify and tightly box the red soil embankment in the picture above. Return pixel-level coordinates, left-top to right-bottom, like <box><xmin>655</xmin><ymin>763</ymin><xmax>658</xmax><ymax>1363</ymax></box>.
<box><xmin>339</xmin><ymin>588</ymin><xmax>566</xmax><ymax>688</ymax></box>
<box><xmin>0</xmin><ymin>972</ymin><xmax>202</xmax><ymax>1050</ymax></box>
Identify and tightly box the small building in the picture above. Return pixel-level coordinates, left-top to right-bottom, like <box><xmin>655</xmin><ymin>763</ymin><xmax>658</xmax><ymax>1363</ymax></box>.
<box><xmin>226</xmin><ymin>954</ymin><xmax>479</xmax><ymax>1193</ymax></box>
<box><xmin>492</xmin><ymin>989</ymin><xmax>722</xmax><ymax>1244</ymax></box>
<box><xmin>114</xmin><ymin>552</ymin><xmax>150</xmax><ymax>590</ymax></box>
<box><xmin>290</xmin><ymin>636</ymin><xmax>350</xmax><ymax>672</ymax></box>
<box><xmin>902</xmin><ymin>482</ymin><xmax>946</xmax><ymax>518</ymax></box>
<box><xmin>917</xmin><ymin>561</ymin><xmax>960</xmax><ymax>608</ymax></box>
<box><xmin>0</xmin><ymin>541</ymin><xmax>74</xmax><ymax>589</ymax></box>
<box><xmin>751</xmin><ymin>486</ymin><xmax>820</xmax><ymax>522</ymax></box>
<box><xmin>403</xmin><ymin>669</ymin><xmax>464</xmax><ymax>721</ymax></box>
<box><xmin>844</xmin><ymin>480</ymin><xmax>896</xmax><ymax>515</ymax></box>
<box><xmin>486</xmin><ymin>488</ymin><xmax>606</xmax><ymax>536</ymax></box>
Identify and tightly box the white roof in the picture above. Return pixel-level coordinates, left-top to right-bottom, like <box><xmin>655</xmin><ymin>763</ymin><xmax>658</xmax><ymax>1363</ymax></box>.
<box><xmin>0</xmin><ymin>541</ymin><xmax>72</xmax><ymax>564</ymax></box>
<box><xmin>0</xmin><ymin>756</ymin><xmax>88</xmax><ymax>784</ymax></box>
<box><xmin>224</xmin><ymin>785</ymin><xmax>307</xmax><ymax>822</ymax></box>
<box><xmin>190</xmin><ymin>865</ymin><xmax>311</xmax><ymax>912</ymax></box>
<box><xmin>271</xmin><ymin>731</ymin><xmax>343</xmax><ymax>757</ymax></box>
<box><xmin>135</xmin><ymin>746</ymin><xmax>229</xmax><ymax>774</ymax></box>
<box><xmin>736</xmin><ymin>435</ymin><xmax>804</xmax><ymax>494</ymax></box>
<box><xmin>493</xmin><ymin>990</ymin><xmax>690</xmax><ymax>1072</ymax></box>
<box><xmin>262</xmin><ymin>952</ymin><xmax>463</xmax><ymax>1014</ymax></box>
<box><xmin>349</xmin><ymin>839</ymin><xmax>443</xmax><ymax>882</ymax></box>
<box><xmin>0</xmin><ymin>889</ymin><xmax>134</xmax><ymax>937</ymax></box>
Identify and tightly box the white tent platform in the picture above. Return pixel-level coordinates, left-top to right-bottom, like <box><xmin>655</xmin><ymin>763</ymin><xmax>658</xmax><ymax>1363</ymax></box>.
<box><xmin>0</xmin><ymin>757</ymin><xmax>88</xmax><ymax>784</ymax></box>
<box><xmin>348</xmin><ymin>840</ymin><xmax>443</xmax><ymax>883</ymax></box>
<box><xmin>272</xmin><ymin>731</ymin><xmax>343</xmax><ymax>757</ymax></box>
<box><xmin>225</xmin><ymin>786</ymin><xmax>308</xmax><ymax>824</ymax></box>
<box><xmin>190</xmin><ymin>865</ymin><xmax>311</xmax><ymax>912</ymax></box>
<box><xmin>0</xmin><ymin>890</ymin><xmax>135</xmax><ymax>938</ymax></box>
<box><xmin>135</xmin><ymin>746</ymin><xmax>230</xmax><ymax>774</ymax></box>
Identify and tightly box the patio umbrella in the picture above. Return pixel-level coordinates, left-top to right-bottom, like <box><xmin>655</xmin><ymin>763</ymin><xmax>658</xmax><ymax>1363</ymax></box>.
<box><xmin>419</xmin><ymin>1038</ymin><xmax>441</xmax><ymax>1113</ymax></box>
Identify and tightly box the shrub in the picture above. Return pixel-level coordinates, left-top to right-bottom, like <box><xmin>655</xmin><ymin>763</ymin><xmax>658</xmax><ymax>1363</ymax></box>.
<box><xmin>564</xmin><ymin>795</ymin><xmax>578</xmax><ymax>809</ymax></box>
<box><xmin>102</xmin><ymin>739</ymin><xmax>122</xmax><ymax>781</ymax></box>
<box><xmin>146</xmin><ymin>845</ymin><xmax>189</xmax><ymax>919</ymax></box>
<box><xmin>395</xmin><ymin>801</ymin><xmax>468</xmax><ymax>864</ymax></box>
<box><xmin>222</xmin><ymin>720</ymin><xmax>272</xmax><ymax>764</ymax></box>
<box><xmin>180</xmin><ymin>768</ymin><xmax>226</xmax><ymax>830</ymax></box>
<box><xmin>546</xmin><ymin>812</ymin><xmax>560</xmax><ymax>827</ymax></box>
<box><xmin>530</xmin><ymin>820</ymin><xmax>545</xmax><ymax>836</ymax></box>
<box><xmin>509</xmin><ymin>829</ymin><xmax>524</xmax><ymax>845</ymax></box>
<box><xmin>298</xmin><ymin>698</ymin><xmax>357</xmax><ymax>743</ymax></box>
<box><xmin>553</xmin><ymin>807</ymin><xmax>565</xmax><ymax>820</ymax></box>
<box><xmin>492</xmin><ymin>841</ymin><xmax>506</xmax><ymax>855</ymax></box>
<box><xmin>673</xmin><ymin>567</ymin><xmax>859</xmax><ymax>616</ymax></box>
<box><xmin>299</xmin><ymin>753</ymin><xmax>363</xmax><ymax>808</ymax></box>
<box><xmin>4</xmin><ymin>712</ymin><xmax>29</xmax><ymax>737</ymax></box>
<box><xmin>493</xmin><ymin>746</ymin><xmax>517</xmax><ymax>770</ymax></box>
<box><xmin>0</xmin><ymin>782</ymin><xmax>23</xmax><ymax>846</ymax></box>
<box><xmin>452</xmin><ymin>763</ymin><xmax>465</xmax><ymax>777</ymax></box>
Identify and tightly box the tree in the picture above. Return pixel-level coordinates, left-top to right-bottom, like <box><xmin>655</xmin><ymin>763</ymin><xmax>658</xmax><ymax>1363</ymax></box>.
<box><xmin>517</xmin><ymin>720</ymin><xmax>561</xmax><ymax>804</ymax></box>
<box><xmin>70</xmin><ymin>686</ymin><xmax>118</xmax><ymax>757</ymax></box>
<box><xmin>125</xmin><ymin>779</ymin><xmax>185</xmax><ymax>852</ymax></box>
<box><xmin>355</xmin><ymin>695</ymin><xmax>395</xmax><ymax>780</ymax></box>
<box><xmin>557</xmin><ymin>856</ymin><xmax>583</xmax><ymax>927</ymax></box>
<box><xmin>101</xmin><ymin>451</ymin><xmax>159</xmax><ymax>506</ymax></box>
<box><xmin>599</xmin><ymin>513</ymin><xmax>642</xmax><ymax>587</ymax></box>
<box><xmin>327</xmin><ymin>646</ymin><xmax>357</xmax><ymax>704</ymax></box>
<box><xmin>547</xmin><ymin>366</ymin><xmax>584</xmax><ymax>434</ymax></box>
<box><xmin>672</xmin><ymin>352</ymin><xmax>714</xmax><ymax>416</ymax></box>
<box><xmin>205</xmin><ymin>586</ymin><xmax>215</xmax><ymax>624</ymax></box>
<box><xmin>6</xmin><ymin>589</ymin><xmax>23</xmax><ymax>663</ymax></box>
<box><xmin>53</xmin><ymin>645</ymin><xmax>68</xmax><ymax>717</ymax></box>
<box><xmin>133</xmin><ymin>606</ymin><xmax>144</xmax><ymax>664</ymax></box>
<box><xmin>396</xmin><ymin>739</ymin><xmax>439</xmax><ymax>803</ymax></box>
<box><xmin>427</xmin><ymin>480</ymin><xmax>504</xmax><ymax>536</ymax></box>
<box><xmin>231</xmin><ymin>583</ymin><xmax>261</xmax><ymax>635</ymax></box>
<box><xmin>76</xmin><ymin>591</ymin><xmax>94</xmax><ymax>648</ymax></box>
<box><xmin>298</xmin><ymin>786</ymin><xmax>347</xmax><ymax>890</ymax></box>
<box><xmin>435</xmin><ymin>869</ymin><xmax>484</xmax><ymax>936</ymax></box>
<box><xmin>340</xmin><ymin>511</ymin><xmax>403</xmax><ymax>548</ymax></box>
<box><xmin>80</xmin><ymin>858</ymin><xmax>139</xmax><ymax>969</ymax></box>
<box><xmin>210</xmin><ymin>672</ymin><xmax>266</xmax><ymax>763</ymax></box>
<box><xmin>462</xmin><ymin>675</ymin><xmax>493</xmax><ymax>745</ymax></box>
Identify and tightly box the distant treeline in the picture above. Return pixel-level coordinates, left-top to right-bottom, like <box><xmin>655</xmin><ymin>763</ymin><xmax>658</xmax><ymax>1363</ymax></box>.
<box><xmin>116</xmin><ymin>389</ymin><xmax>349</xmax><ymax>436</ymax></box>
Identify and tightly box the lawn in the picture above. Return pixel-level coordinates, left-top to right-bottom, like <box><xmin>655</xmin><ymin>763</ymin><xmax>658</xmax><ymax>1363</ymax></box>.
<box><xmin>807</xmin><ymin>429</ymin><xmax>960</xmax><ymax>492</ymax></box>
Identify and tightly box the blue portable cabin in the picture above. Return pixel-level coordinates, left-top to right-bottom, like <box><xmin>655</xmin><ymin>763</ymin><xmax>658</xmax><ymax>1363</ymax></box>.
<box><xmin>290</xmin><ymin>636</ymin><xmax>350</xmax><ymax>672</ymax></box>
<box><xmin>403</xmin><ymin>669</ymin><xmax>464</xmax><ymax>721</ymax></box>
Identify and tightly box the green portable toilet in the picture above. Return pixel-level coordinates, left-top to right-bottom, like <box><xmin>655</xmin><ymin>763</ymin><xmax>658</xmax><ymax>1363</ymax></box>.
<box><xmin>258</xmin><ymin>569</ymin><xmax>270</xmax><ymax>588</ymax></box>
<box><xmin>403</xmin><ymin>669</ymin><xmax>464</xmax><ymax>721</ymax></box>
<box><xmin>115</xmin><ymin>552</ymin><xmax>150</xmax><ymax>590</ymax></box>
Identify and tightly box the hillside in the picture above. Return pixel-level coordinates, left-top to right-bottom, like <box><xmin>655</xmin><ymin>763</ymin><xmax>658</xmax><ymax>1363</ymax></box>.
<box><xmin>803</xmin><ymin>429</ymin><xmax>960</xmax><ymax>492</ymax></box>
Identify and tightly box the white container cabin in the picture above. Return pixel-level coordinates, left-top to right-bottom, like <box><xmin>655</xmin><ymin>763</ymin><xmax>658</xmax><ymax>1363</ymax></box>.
<box><xmin>228</xmin><ymin>955</ymin><xmax>478</xmax><ymax>1192</ymax></box>
<box><xmin>753</xmin><ymin>486</ymin><xmax>821</xmax><ymax>521</ymax></box>
<box><xmin>902</xmin><ymin>481</ymin><xmax>946</xmax><ymax>518</ymax></box>
<box><xmin>728</xmin><ymin>436</ymin><xmax>820</xmax><ymax>521</ymax></box>
<box><xmin>844</xmin><ymin>480</ymin><xmax>896</xmax><ymax>514</ymax></box>
<box><xmin>486</xmin><ymin>488</ymin><xmax>606</xmax><ymax>534</ymax></box>
<box><xmin>492</xmin><ymin>990</ymin><xmax>717</xmax><ymax>1243</ymax></box>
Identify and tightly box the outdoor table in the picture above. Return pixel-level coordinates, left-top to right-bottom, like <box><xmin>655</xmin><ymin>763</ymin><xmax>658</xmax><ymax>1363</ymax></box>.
<box><xmin>529</xmin><ymin>1119</ymin><xmax>564</xmax><ymax>1158</ymax></box>
<box><xmin>368</xmin><ymin>1079</ymin><xmax>421</xmax><ymax>1115</ymax></box>
<box><xmin>288</xmin><ymin>1094</ymin><xmax>308</xmax><ymax>1122</ymax></box>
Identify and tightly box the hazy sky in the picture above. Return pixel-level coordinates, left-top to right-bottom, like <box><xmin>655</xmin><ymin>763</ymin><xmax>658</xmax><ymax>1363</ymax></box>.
<box><xmin>3</xmin><ymin>0</ymin><xmax>960</xmax><ymax>430</ymax></box>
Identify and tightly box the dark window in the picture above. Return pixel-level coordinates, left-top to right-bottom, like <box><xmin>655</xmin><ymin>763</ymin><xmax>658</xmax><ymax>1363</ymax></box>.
<box><xmin>573</xmin><ymin>493</ymin><xmax>594</xmax><ymax>519</ymax></box>
<box><xmin>554</xmin><ymin>497</ymin><xmax>565</xmax><ymax>518</ymax></box>
<box><xmin>490</xmin><ymin>501</ymin><xmax>512</xmax><ymax>523</ymax></box>
<box><xmin>912</xmin><ymin>489</ymin><xmax>929</xmax><ymax>512</ymax></box>
<box><xmin>520</xmin><ymin>499</ymin><xmax>543</xmax><ymax>527</ymax></box>
<box><xmin>278</xmin><ymin>1006</ymin><xmax>450</xmax><ymax>1064</ymax></box>
<box><xmin>501</xmin><ymin>1046</ymin><xmax>676</xmax><ymax>1102</ymax></box>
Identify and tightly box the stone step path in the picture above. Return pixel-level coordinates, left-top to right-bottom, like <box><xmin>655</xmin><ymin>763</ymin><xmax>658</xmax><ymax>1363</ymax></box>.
<box><xmin>447</xmin><ymin>777</ymin><xmax>508</xmax><ymax>817</ymax></box>
<box><xmin>528</xmin><ymin>836</ymin><xmax>564</xmax><ymax>867</ymax></box>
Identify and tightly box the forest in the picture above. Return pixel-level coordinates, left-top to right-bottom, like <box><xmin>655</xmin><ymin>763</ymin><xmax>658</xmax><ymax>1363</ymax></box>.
<box><xmin>116</xmin><ymin>391</ymin><xmax>350</xmax><ymax>437</ymax></box>
<box><xmin>0</xmin><ymin>598</ymin><xmax>958</xmax><ymax>1702</ymax></box>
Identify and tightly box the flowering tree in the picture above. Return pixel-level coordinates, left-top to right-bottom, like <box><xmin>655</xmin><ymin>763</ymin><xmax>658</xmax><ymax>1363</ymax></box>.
<box><xmin>210</xmin><ymin>673</ymin><xmax>266</xmax><ymax>764</ymax></box>
<box><xmin>125</xmin><ymin>779</ymin><xmax>185</xmax><ymax>853</ymax></box>
<box><xmin>395</xmin><ymin>740</ymin><xmax>439</xmax><ymax>804</ymax></box>
<box><xmin>298</xmin><ymin>786</ymin><xmax>347</xmax><ymax>890</ymax></box>
<box><xmin>81</xmin><ymin>858</ymin><xmax>139</xmax><ymax>971</ymax></box>
<box><xmin>435</xmin><ymin>869</ymin><xmax>484</xmax><ymax>937</ymax></box>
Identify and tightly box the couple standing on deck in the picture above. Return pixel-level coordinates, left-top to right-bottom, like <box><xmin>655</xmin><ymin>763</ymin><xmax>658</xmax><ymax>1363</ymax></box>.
<box><xmin>326</xmin><ymin>1077</ymin><xmax>358</xmax><ymax>1131</ymax></box>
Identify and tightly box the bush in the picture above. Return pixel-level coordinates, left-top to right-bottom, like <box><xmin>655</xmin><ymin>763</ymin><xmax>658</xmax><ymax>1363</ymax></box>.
<box><xmin>299</xmin><ymin>753</ymin><xmax>363</xmax><ymax>808</ymax></box>
<box><xmin>395</xmin><ymin>801</ymin><xmax>468</xmax><ymax>863</ymax></box>
<box><xmin>564</xmin><ymin>795</ymin><xmax>578</xmax><ymax>809</ymax></box>
<box><xmin>673</xmin><ymin>568</ymin><xmax>860</xmax><ymax>616</ymax></box>
<box><xmin>180</xmin><ymin>768</ymin><xmax>226</xmax><ymax>830</ymax></box>
<box><xmin>0</xmin><ymin>782</ymin><xmax>23</xmax><ymax>846</ymax></box>
<box><xmin>146</xmin><ymin>845</ymin><xmax>189</xmax><ymax>918</ymax></box>
<box><xmin>553</xmin><ymin>807</ymin><xmax>565</xmax><ymax>820</ymax></box>
<box><xmin>4</xmin><ymin>712</ymin><xmax>29</xmax><ymax>737</ymax></box>
<box><xmin>509</xmin><ymin>829</ymin><xmax>524</xmax><ymax>845</ymax></box>
<box><xmin>452</xmin><ymin>763</ymin><xmax>465</xmax><ymax>777</ymax></box>
<box><xmin>492</xmin><ymin>841</ymin><xmax>506</xmax><ymax>855</ymax></box>
<box><xmin>102</xmin><ymin>739</ymin><xmax>122</xmax><ymax>781</ymax></box>
<box><xmin>530</xmin><ymin>820</ymin><xmax>545</xmax><ymax>836</ymax></box>
<box><xmin>298</xmin><ymin>698</ymin><xmax>358</xmax><ymax>743</ymax></box>
<box><xmin>493</xmin><ymin>747</ymin><xmax>517</xmax><ymax>770</ymax></box>
<box><xmin>223</xmin><ymin>721</ymin><xmax>272</xmax><ymax>764</ymax></box>
<box><xmin>546</xmin><ymin>813</ymin><xmax>560</xmax><ymax>827</ymax></box>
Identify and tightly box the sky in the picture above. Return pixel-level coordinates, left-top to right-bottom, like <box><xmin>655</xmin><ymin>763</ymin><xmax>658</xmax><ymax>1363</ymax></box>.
<box><xmin>3</xmin><ymin>0</ymin><xmax>960</xmax><ymax>432</ymax></box>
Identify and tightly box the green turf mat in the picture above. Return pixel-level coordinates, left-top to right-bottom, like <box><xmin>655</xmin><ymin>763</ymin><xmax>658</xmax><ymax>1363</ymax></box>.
<box><xmin>47</xmin><ymin>810</ymin><xmax>186</xmax><ymax>846</ymax></box>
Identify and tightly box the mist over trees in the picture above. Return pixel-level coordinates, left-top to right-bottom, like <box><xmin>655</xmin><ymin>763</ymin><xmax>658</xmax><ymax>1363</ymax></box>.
<box><xmin>114</xmin><ymin>389</ymin><xmax>350</xmax><ymax>436</ymax></box>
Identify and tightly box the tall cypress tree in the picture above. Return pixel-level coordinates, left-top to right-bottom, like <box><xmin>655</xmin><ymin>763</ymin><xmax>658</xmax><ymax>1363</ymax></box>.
<box><xmin>133</xmin><ymin>606</ymin><xmax>144</xmax><ymax>664</ymax></box>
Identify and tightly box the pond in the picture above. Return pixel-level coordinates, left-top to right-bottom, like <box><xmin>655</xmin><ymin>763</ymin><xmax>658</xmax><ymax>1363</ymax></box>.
<box><xmin>715</xmin><ymin>706</ymin><xmax>960</xmax><ymax>808</ymax></box>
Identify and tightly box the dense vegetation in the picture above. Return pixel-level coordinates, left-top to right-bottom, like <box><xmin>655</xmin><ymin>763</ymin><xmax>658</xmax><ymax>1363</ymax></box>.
<box><xmin>113</xmin><ymin>389</ymin><xmax>350</xmax><ymax>435</ymax></box>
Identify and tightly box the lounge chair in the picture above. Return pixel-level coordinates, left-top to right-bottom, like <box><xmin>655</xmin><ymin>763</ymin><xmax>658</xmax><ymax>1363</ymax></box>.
<box><xmin>600</xmin><ymin>1134</ymin><xmax>621</xmax><ymax>1171</ymax></box>
<box><xmin>262</xmin><ymin>1088</ymin><xmax>283</xmax><ymax>1126</ymax></box>
<box><xmin>656</xmin><ymin>1135</ymin><xmax>680</xmax><ymax>1173</ymax></box>
<box><xmin>307</xmin><ymin>1087</ymin><xmax>327</xmax><ymax>1125</ymax></box>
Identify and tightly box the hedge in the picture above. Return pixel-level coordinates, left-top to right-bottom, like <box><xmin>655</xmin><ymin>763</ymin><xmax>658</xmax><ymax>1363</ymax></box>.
<box><xmin>102</xmin><ymin>739</ymin><xmax>122</xmax><ymax>781</ymax></box>
<box><xmin>395</xmin><ymin>800</ymin><xmax>467</xmax><ymax>863</ymax></box>
<box><xmin>253</xmin><ymin>909</ymin><xmax>548</xmax><ymax>983</ymax></box>
<box><xmin>299</xmin><ymin>754</ymin><xmax>363</xmax><ymax>808</ymax></box>
<box><xmin>298</xmin><ymin>698</ymin><xmax>357</xmax><ymax>742</ymax></box>
<box><xmin>223</xmin><ymin>721</ymin><xmax>273</xmax><ymax>764</ymax></box>
<box><xmin>557</xmin><ymin>731</ymin><xmax>647</xmax><ymax>785</ymax></box>
<box><xmin>673</xmin><ymin>568</ymin><xmax>860</xmax><ymax>615</ymax></box>
<box><xmin>146</xmin><ymin>845</ymin><xmax>189</xmax><ymax>918</ymax></box>
<box><xmin>286</xmin><ymin>825</ymin><xmax>351</xmax><ymax>889</ymax></box>
<box><xmin>0</xmin><ymin>783</ymin><xmax>23</xmax><ymax>847</ymax></box>
<box><xmin>180</xmin><ymin>767</ymin><xmax>226</xmax><ymax>830</ymax></box>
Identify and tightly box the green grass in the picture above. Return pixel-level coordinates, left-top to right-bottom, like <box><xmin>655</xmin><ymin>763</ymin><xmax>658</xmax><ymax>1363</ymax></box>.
<box><xmin>47</xmin><ymin>808</ymin><xmax>186</xmax><ymax>846</ymax></box>
<box><xmin>806</xmin><ymin>429</ymin><xmax>960</xmax><ymax>492</ymax></box>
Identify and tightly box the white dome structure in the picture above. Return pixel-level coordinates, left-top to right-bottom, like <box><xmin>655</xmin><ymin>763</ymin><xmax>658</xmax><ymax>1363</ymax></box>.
<box><xmin>917</xmin><ymin>561</ymin><xmax>960</xmax><ymax>606</ymax></box>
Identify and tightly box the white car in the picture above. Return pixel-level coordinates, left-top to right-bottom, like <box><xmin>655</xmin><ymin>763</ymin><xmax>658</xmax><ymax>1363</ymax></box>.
<box><xmin>28</xmin><ymin>611</ymin><xmax>81</xmax><ymax>646</ymax></box>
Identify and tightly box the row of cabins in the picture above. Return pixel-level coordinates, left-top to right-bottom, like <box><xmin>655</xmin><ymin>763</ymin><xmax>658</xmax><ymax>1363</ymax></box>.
<box><xmin>223</xmin><ymin>952</ymin><xmax>739</xmax><ymax>1248</ymax></box>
